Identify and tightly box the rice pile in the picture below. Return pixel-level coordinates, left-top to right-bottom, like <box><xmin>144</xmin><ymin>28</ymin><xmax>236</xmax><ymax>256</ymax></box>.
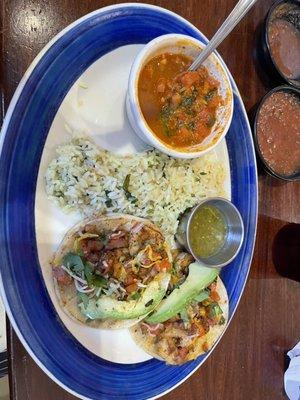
<box><xmin>45</xmin><ymin>137</ymin><xmax>226</xmax><ymax>247</ymax></box>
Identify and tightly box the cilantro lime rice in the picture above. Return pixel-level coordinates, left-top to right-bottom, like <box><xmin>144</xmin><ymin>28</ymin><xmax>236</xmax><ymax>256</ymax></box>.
<box><xmin>45</xmin><ymin>137</ymin><xmax>226</xmax><ymax>247</ymax></box>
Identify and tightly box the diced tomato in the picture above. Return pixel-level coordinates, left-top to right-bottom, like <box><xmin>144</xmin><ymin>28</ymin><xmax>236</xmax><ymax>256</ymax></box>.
<box><xmin>155</xmin><ymin>259</ymin><xmax>171</xmax><ymax>271</ymax></box>
<box><xmin>171</xmin><ymin>93</ymin><xmax>182</xmax><ymax>106</ymax></box>
<box><xmin>180</xmin><ymin>71</ymin><xmax>200</xmax><ymax>87</ymax></box>
<box><xmin>198</xmin><ymin>324</ymin><xmax>206</xmax><ymax>337</ymax></box>
<box><xmin>126</xmin><ymin>283</ymin><xmax>138</xmax><ymax>293</ymax></box>
<box><xmin>202</xmin><ymin>341</ymin><xmax>209</xmax><ymax>352</ymax></box>
<box><xmin>210</xmin><ymin>290</ymin><xmax>220</xmax><ymax>302</ymax></box>
<box><xmin>208</xmin><ymin>95</ymin><xmax>221</xmax><ymax>108</ymax></box>
<box><xmin>125</xmin><ymin>275</ymin><xmax>136</xmax><ymax>285</ymax></box>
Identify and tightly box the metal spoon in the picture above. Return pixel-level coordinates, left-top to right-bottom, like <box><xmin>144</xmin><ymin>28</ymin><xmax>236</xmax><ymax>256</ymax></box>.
<box><xmin>189</xmin><ymin>0</ymin><xmax>258</xmax><ymax>70</ymax></box>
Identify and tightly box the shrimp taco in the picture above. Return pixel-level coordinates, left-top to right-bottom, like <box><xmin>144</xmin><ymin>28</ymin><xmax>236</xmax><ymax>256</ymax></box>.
<box><xmin>131</xmin><ymin>252</ymin><xmax>228</xmax><ymax>364</ymax></box>
<box><xmin>52</xmin><ymin>214</ymin><xmax>171</xmax><ymax>329</ymax></box>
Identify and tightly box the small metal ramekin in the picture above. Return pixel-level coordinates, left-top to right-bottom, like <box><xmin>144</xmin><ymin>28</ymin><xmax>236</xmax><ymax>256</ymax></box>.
<box><xmin>176</xmin><ymin>198</ymin><xmax>244</xmax><ymax>268</ymax></box>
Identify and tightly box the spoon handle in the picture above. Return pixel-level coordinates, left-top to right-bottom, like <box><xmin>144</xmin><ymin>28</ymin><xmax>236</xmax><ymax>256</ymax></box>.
<box><xmin>189</xmin><ymin>0</ymin><xmax>258</xmax><ymax>70</ymax></box>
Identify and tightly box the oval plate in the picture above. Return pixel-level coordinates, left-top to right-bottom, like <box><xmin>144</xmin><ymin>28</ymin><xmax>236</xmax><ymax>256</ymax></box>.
<box><xmin>0</xmin><ymin>4</ymin><xmax>258</xmax><ymax>400</ymax></box>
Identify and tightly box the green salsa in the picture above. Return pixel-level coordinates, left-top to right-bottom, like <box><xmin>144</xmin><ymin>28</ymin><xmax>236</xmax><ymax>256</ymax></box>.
<box><xmin>189</xmin><ymin>205</ymin><xmax>227</xmax><ymax>258</ymax></box>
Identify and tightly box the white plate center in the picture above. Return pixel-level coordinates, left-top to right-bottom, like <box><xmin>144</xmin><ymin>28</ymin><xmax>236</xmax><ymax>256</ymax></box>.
<box><xmin>35</xmin><ymin>43</ymin><xmax>230</xmax><ymax>364</ymax></box>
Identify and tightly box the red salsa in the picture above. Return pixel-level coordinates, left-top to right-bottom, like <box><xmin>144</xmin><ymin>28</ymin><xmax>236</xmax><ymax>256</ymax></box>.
<box><xmin>268</xmin><ymin>18</ymin><xmax>300</xmax><ymax>79</ymax></box>
<box><xmin>256</xmin><ymin>91</ymin><xmax>300</xmax><ymax>177</ymax></box>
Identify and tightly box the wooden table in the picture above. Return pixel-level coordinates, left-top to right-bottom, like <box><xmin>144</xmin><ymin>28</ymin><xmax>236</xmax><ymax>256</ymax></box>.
<box><xmin>1</xmin><ymin>1</ymin><xmax>300</xmax><ymax>399</ymax></box>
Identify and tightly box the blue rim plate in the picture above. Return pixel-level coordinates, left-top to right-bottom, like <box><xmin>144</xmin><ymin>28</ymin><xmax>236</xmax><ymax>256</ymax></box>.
<box><xmin>0</xmin><ymin>3</ymin><xmax>258</xmax><ymax>399</ymax></box>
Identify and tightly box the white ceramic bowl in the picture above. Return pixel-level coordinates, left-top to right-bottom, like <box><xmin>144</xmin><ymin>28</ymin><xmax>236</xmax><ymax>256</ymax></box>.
<box><xmin>126</xmin><ymin>34</ymin><xmax>234</xmax><ymax>158</ymax></box>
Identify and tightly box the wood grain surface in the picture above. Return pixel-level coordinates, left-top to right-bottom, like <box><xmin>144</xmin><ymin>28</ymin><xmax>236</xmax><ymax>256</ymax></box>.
<box><xmin>1</xmin><ymin>1</ymin><xmax>300</xmax><ymax>399</ymax></box>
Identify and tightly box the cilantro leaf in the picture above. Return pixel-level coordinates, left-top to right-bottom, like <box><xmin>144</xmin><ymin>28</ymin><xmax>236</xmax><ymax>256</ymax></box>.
<box><xmin>209</xmin><ymin>302</ymin><xmax>223</xmax><ymax>318</ymax></box>
<box><xmin>84</xmin><ymin>262</ymin><xmax>94</xmax><ymax>286</ymax></box>
<box><xmin>62</xmin><ymin>252</ymin><xmax>84</xmax><ymax>274</ymax></box>
<box><xmin>91</xmin><ymin>275</ymin><xmax>108</xmax><ymax>287</ymax></box>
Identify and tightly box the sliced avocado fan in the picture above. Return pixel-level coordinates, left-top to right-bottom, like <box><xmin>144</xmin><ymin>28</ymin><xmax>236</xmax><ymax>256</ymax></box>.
<box><xmin>79</xmin><ymin>272</ymin><xmax>170</xmax><ymax>320</ymax></box>
<box><xmin>146</xmin><ymin>262</ymin><xmax>219</xmax><ymax>324</ymax></box>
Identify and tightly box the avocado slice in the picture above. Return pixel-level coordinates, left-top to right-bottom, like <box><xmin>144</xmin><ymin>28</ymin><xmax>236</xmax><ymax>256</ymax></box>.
<box><xmin>79</xmin><ymin>272</ymin><xmax>170</xmax><ymax>320</ymax></box>
<box><xmin>146</xmin><ymin>262</ymin><xmax>219</xmax><ymax>324</ymax></box>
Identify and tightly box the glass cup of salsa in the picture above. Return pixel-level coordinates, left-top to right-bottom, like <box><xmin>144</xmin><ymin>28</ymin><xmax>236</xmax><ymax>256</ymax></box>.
<box><xmin>176</xmin><ymin>198</ymin><xmax>244</xmax><ymax>269</ymax></box>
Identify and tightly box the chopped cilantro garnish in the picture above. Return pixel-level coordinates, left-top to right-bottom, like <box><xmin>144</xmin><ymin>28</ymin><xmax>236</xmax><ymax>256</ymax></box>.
<box><xmin>123</xmin><ymin>174</ymin><xmax>137</xmax><ymax>202</ymax></box>
<box><xmin>182</xmin><ymin>95</ymin><xmax>196</xmax><ymax>107</ymax></box>
<box><xmin>62</xmin><ymin>252</ymin><xmax>84</xmax><ymax>274</ymax></box>
<box><xmin>84</xmin><ymin>262</ymin><xmax>94</xmax><ymax>286</ymax></box>
<box><xmin>123</xmin><ymin>174</ymin><xmax>130</xmax><ymax>192</ymax></box>
<box><xmin>130</xmin><ymin>292</ymin><xmax>141</xmax><ymax>300</ymax></box>
<box><xmin>91</xmin><ymin>274</ymin><xmax>108</xmax><ymax>287</ymax></box>
<box><xmin>78</xmin><ymin>292</ymin><xmax>89</xmax><ymax>309</ymax></box>
<box><xmin>209</xmin><ymin>302</ymin><xmax>223</xmax><ymax>318</ymax></box>
<box><xmin>204</xmin><ymin>88</ymin><xmax>217</xmax><ymax>102</ymax></box>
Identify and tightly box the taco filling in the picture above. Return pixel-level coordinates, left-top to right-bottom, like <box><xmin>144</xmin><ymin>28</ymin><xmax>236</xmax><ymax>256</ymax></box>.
<box><xmin>52</xmin><ymin>216</ymin><xmax>172</xmax><ymax>324</ymax></box>
<box><xmin>131</xmin><ymin>252</ymin><xmax>228</xmax><ymax>364</ymax></box>
<box><xmin>139</xmin><ymin>279</ymin><xmax>225</xmax><ymax>364</ymax></box>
